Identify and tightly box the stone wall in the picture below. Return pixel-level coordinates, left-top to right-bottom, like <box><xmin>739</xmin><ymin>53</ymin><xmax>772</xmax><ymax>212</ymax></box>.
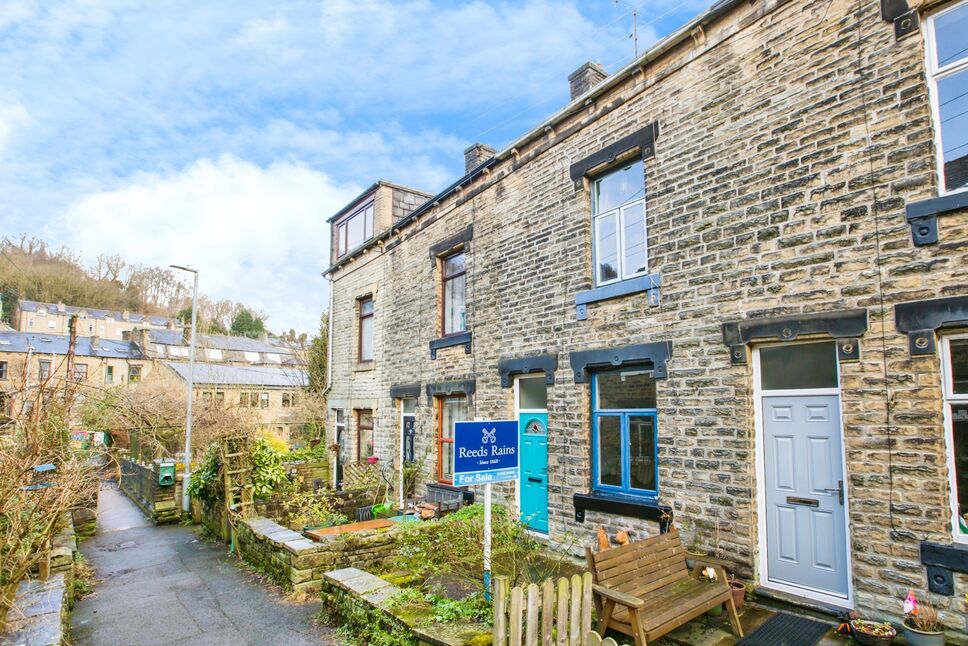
<box><xmin>119</xmin><ymin>458</ymin><xmax>183</xmax><ymax>524</ymax></box>
<box><xmin>327</xmin><ymin>0</ymin><xmax>968</xmax><ymax>636</ymax></box>
<box><xmin>286</xmin><ymin>459</ymin><xmax>330</xmax><ymax>492</ymax></box>
<box><xmin>235</xmin><ymin>516</ymin><xmax>400</xmax><ymax>598</ymax></box>
<box><xmin>254</xmin><ymin>486</ymin><xmax>386</xmax><ymax>528</ymax></box>
<box><xmin>3</xmin><ymin>514</ymin><xmax>80</xmax><ymax>644</ymax></box>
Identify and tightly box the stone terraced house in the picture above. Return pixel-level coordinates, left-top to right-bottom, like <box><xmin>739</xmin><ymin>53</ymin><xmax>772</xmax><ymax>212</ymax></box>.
<box><xmin>324</xmin><ymin>0</ymin><xmax>968</xmax><ymax>634</ymax></box>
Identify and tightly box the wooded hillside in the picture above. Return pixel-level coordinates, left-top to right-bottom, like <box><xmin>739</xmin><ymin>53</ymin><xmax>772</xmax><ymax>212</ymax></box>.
<box><xmin>0</xmin><ymin>236</ymin><xmax>266</xmax><ymax>334</ymax></box>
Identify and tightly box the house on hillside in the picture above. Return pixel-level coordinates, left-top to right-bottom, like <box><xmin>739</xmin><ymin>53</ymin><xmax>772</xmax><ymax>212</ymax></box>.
<box><xmin>143</xmin><ymin>361</ymin><xmax>310</xmax><ymax>446</ymax></box>
<box><xmin>13</xmin><ymin>300</ymin><xmax>180</xmax><ymax>339</ymax></box>
<box><xmin>324</xmin><ymin>0</ymin><xmax>968</xmax><ymax>634</ymax></box>
<box><xmin>127</xmin><ymin>328</ymin><xmax>300</xmax><ymax>366</ymax></box>
<box><xmin>0</xmin><ymin>330</ymin><xmax>152</xmax><ymax>431</ymax></box>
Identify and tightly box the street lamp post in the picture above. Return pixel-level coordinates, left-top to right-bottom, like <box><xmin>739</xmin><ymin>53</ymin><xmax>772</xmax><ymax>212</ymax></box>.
<box><xmin>170</xmin><ymin>264</ymin><xmax>199</xmax><ymax>516</ymax></box>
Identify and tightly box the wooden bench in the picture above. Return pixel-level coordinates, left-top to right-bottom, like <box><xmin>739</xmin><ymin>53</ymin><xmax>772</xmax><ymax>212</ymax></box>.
<box><xmin>586</xmin><ymin>528</ymin><xmax>742</xmax><ymax>646</ymax></box>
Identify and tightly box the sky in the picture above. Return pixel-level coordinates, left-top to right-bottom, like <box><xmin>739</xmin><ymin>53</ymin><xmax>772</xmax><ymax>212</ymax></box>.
<box><xmin>0</xmin><ymin>0</ymin><xmax>711</xmax><ymax>334</ymax></box>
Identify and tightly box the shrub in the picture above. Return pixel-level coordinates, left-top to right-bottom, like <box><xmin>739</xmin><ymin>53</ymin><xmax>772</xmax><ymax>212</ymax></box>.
<box><xmin>392</xmin><ymin>504</ymin><xmax>572</xmax><ymax>590</ymax></box>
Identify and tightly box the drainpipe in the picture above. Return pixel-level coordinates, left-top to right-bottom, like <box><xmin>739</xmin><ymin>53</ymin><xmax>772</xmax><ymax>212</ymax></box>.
<box><xmin>323</xmin><ymin>275</ymin><xmax>335</xmax><ymax>487</ymax></box>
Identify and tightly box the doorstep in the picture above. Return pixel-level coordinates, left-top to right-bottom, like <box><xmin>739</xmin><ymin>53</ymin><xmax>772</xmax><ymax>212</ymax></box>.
<box><xmin>658</xmin><ymin>603</ymin><xmax>848</xmax><ymax>646</ymax></box>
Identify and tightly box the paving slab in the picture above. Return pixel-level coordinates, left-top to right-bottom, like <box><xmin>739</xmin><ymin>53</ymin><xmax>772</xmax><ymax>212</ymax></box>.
<box><xmin>71</xmin><ymin>481</ymin><xmax>336</xmax><ymax>646</ymax></box>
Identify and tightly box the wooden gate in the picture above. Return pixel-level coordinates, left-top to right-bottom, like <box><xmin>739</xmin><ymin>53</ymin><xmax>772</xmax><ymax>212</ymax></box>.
<box><xmin>492</xmin><ymin>573</ymin><xmax>628</xmax><ymax>646</ymax></box>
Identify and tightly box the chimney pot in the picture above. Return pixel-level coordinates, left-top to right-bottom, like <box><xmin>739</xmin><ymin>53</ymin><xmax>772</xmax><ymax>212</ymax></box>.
<box><xmin>568</xmin><ymin>61</ymin><xmax>608</xmax><ymax>100</ymax></box>
<box><xmin>463</xmin><ymin>142</ymin><xmax>496</xmax><ymax>174</ymax></box>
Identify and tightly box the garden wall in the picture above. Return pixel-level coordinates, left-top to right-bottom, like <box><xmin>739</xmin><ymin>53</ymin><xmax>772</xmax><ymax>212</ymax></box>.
<box><xmin>285</xmin><ymin>459</ymin><xmax>329</xmax><ymax>492</ymax></box>
<box><xmin>254</xmin><ymin>486</ymin><xmax>385</xmax><ymax>528</ymax></box>
<box><xmin>235</xmin><ymin>516</ymin><xmax>400</xmax><ymax>597</ymax></box>
<box><xmin>119</xmin><ymin>458</ymin><xmax>183</xmax><ymax>524</ymax></box>
<box><xmin>3</xmin><ymin>513</ymin><xmax>80</xmax><ymax>645</ymax></box>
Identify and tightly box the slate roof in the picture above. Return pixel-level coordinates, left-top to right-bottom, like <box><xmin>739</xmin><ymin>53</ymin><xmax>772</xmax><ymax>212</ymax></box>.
<box><xmin>17</xmin><ymin>300</ymin><xmax>176</xmax><ymax>326</ymax></box>
<box><xmin>147</xmin><ymin>330</ymin><xmax>292</xmax><ymax>355</ymax></box>
<box><xmin>164</xmin><ymin>362</ymin><xmax>308</xmax><ymax>387</ymax></box>
<box><xmin>0</xmin><ymin>331</ymin><xmax>146</xmax><ymax>359</ymax></box>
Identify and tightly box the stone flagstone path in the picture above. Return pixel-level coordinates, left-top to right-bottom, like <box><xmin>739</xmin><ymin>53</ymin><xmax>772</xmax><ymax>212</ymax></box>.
<box><xmin>71</xmin><ymin>481</ymin><xmax>337</xmax><ymax>646</ymax></box>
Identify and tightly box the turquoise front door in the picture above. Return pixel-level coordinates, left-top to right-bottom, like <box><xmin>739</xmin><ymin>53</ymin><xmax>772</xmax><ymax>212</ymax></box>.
<box><xmin>519</xmin><ymin>411</ymin><xmax>549</xmax><ymax>533</ymax></box>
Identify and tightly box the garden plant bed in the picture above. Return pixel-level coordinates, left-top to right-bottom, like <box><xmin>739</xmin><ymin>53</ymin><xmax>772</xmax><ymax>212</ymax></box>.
<box><xmin>305</xmin><ymin>518</ymin><xmax>396</xmax><ymax>540</ymax></box>
<box><xmin>320</xmin><ymin>567</ymin><xmax>490</xmax><ymax>646</ymax></box>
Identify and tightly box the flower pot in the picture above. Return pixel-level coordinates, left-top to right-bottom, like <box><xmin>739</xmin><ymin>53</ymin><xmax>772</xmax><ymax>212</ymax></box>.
<box><xmin>729</xmin><ymin>581</ymin><xmax>746</xmax><ymax>610</ymax></box>
<box><xmin>850</xmin><ymin>620</ymin><xmax>896</xmax><ymax>646</ymax></box>
<box><xmin>705</xmin><ymin>604</ymin><xmax>723</xmax><ymax>617</ymax></box>
<box><xmin>901</xmin><ymin>622</ymin><xmax>945</xmax><ymax>646</ymax></box>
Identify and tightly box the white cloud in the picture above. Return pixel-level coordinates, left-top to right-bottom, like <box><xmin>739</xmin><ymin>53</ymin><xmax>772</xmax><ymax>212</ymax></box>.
<box><xmin>53</xmin><ymin>155</ymin><xmax>358</xmax><ymax>333</ymax></box>
<box><xmin>2</xmin><ymin>0</ymin><xmax>708</xmax><ymax>327</ymax></box>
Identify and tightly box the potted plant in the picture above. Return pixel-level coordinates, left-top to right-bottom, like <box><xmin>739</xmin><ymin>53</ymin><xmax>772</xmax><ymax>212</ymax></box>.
<box><xmin>850</xmin><ymin>618</ymin><xmax>896</xmax><ymax>646</ymax></box>
<box><xmin>728</xmin><ymin>576</ymin><xmax>747</xmax><ymax>610</ymax></box>
<box><xmin>902</xmin><ymin>592</ymin><xmax>946</xmax><ymax>646</ymax></box>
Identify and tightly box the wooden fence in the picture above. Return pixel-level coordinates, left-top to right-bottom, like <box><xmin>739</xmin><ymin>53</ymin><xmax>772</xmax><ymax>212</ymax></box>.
<box><xmin>492</xmin><ymin>573</ymin><xmax>629</xmax><ymax>646</ymax></box>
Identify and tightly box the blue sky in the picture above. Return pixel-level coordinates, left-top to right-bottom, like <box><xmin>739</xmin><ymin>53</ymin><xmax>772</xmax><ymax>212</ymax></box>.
<box><xmin>0</xmin><ymin>0</ymin><xmax>710</xmax><ymax>333</ymax></box>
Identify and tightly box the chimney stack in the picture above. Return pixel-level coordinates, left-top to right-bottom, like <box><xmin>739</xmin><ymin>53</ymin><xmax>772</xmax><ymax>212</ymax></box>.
<box><xmin>464</xmin><ymin>143</ymin><xmax>496</xmax><ymax>174</ymax></box>
<box><xmin>568</xmin><ymin>61</ymin><xmax>608</xmax><ymax>100</ymax></box>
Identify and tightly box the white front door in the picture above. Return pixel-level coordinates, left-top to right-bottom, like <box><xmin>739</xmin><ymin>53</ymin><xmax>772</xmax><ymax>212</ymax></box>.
<box><xmin>756</xmin><ymin>341</ymin><xmax>851</xmax><ymax>604</ymax></box>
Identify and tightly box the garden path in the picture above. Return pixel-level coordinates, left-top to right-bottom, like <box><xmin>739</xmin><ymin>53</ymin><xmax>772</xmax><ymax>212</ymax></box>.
<box><xmin>71</xmin><ymin>481</ymin><xmax>337</xmax><ymax>645</ymax></box>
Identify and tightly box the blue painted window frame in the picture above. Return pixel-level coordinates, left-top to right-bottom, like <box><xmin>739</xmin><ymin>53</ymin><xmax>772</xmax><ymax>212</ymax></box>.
<box><xmin>590</xmin><ymin>371</ymin><xmax>659</xmax><ymax>499</ymax></box>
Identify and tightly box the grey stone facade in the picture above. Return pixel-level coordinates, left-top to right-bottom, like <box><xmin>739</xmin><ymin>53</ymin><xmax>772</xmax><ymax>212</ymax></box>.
<box><xmin>325</xmin><ymin>0</ymin><xmax>968</xmax><ymax>636</ymax></box>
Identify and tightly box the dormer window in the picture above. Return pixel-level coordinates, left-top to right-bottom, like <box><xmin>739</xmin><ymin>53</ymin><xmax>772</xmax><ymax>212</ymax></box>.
<box><xmin>337</xmin><ymin>202</ymin><xmax>375</xmax><ymax>257</ymax></box>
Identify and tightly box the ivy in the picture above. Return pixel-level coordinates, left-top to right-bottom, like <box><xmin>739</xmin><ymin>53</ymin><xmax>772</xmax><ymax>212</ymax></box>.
<box><xmin>187</xmin><ymin>445</ymin><xmax>223</xmax><ymax>504</ymax></box>
<box><xmin>187</xmin><ymin>437</ymin><xmax>290</xmax><ymax>503</ymax></box>
<box><xmin>250</xmin><ymin>438</ymin><xmax>287</xmax><ymax>499</ymax></box>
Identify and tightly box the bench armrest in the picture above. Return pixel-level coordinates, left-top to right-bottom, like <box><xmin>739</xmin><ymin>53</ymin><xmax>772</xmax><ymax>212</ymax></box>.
<box><xmin>592</xmin><ymin>584</ymin><xmax>644</xmax><ymax>609</ymax></box>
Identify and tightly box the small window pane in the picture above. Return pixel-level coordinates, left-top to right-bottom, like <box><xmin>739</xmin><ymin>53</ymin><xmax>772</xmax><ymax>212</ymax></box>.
<box><xmin>951</xmin><ymin>404</ymin><xmax>968</xmax><ymax>536</ymax></box>
<box><xmin>364</xmin><ymin>204</ymin><xmax>374</xmax><ymax>239</ymax></box>
<box><xmin>444</xmin><ymin>273</ymin><xmax>466</xmax><ymax>334</ymax></box>
<box><xmin>950</xmin><ymin>339</ymin><xmax>968</xmax><ymax>395</ymax></box>
<box><xmin>628</xmin><ymin>415</ymin><xmax>656</xmax><ymax>491</ymax></box>
<box><xmin>935</xmin><ymin>3</ymin><xmax>968</xmax><ymax>68</ymax></box>
<box><xmin>360</xmin><ymin>299</ymin><xmax>374</xmax><ymax>316</ymax></box>
<box><xmin>360</xmin><ymin>428</ymin><xmax>374</xmax><ymax>459</ymax></box>
<box><xmin>519</xmin><ymin>377</ymin><xmax>548</xmax><ymax>410</ymax></box>
<box><xmin>441</xmin><ymin>397</ymin><xmax>465</xmax><ymax>439</ymax></box>
<box><xmin>622</xmin><ymin>202</ymin><xmax>647</xmax><ymax>276</ymax></box>
<box><xmin>441</xmin><ymin>442</ymin><xmax>454</xmax><ymax>481</ymax></box>
<box><xmin>402</xmin><ymin>398</ymin><xmax>417</xmax><ymax>414</ymax></box>
<box><xmin>360</xmin><ymin>315</ymin><xmax>374</xmax><ymax>361</ymax></box>
<box><xmin>443</xmin><ymin>252</ymin><xmax>465</xmax><ymax>278</ymax></box>
<box><xmin>597</xmin><ymin>370</ymin><xmax>657</xmax><ymax>410</ymax></box>
<box><xmin>595</xmin><ymin>212</ymin><xmax>619</xmax><ymax>283</ymax></box>
<box><xmin>347</xmin><ymin>212</ymin><xmax>365</xmax><ymax>250</ymax></box>
<box><xmin>594</xmin><ymin>163</ymin><xmax>645</xmax><ymax>214</ymax></box>
<box><xmin>598</xmin><ymin>416</ymin><xmax>622</xmax><ymax>487</ymax></box>
<box><xmin>937</xmin><ymin>69</ymin><xmax>968</xmax><ymax>192</ymax></box>
<box><xmin>760</xmin><ymin>341</ymin><xmax>837</xmax><ymax>390</ymax></box>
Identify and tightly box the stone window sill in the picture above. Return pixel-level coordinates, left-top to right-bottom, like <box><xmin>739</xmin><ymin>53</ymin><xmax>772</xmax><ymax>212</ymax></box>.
<box><xmin>353</xmin><ymin>362</ymin><xmax>376</xmax><ymax>373</ymax></box>
<box><xmin>575</xmin><ymin>273</ymin><xmax>661</xmax><ymax>320</ymax></box>
<box><xmin>573</xmin><ymin>491</ymin><xmax>672</xmax><ymax>530</ymax></box>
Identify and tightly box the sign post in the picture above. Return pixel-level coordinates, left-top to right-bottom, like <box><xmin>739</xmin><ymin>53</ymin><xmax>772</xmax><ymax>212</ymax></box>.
<box><xmin>453</xmin><ymin>419</ymin><xmax>518</xmax><ymax>599</ymax></box>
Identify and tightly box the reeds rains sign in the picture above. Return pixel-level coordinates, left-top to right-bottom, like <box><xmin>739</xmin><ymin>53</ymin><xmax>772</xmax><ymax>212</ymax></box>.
<box><xmin>453</xmin><ymin>420</ymin><xmax>519</xmax><ymax>486</ymax></box>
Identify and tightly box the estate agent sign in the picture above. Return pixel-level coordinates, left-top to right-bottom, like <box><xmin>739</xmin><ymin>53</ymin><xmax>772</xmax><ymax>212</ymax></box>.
<box><xmin>453</xmin><ymin>420</ymin><xmax>519</xmax><ymax>486</ymax></box>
